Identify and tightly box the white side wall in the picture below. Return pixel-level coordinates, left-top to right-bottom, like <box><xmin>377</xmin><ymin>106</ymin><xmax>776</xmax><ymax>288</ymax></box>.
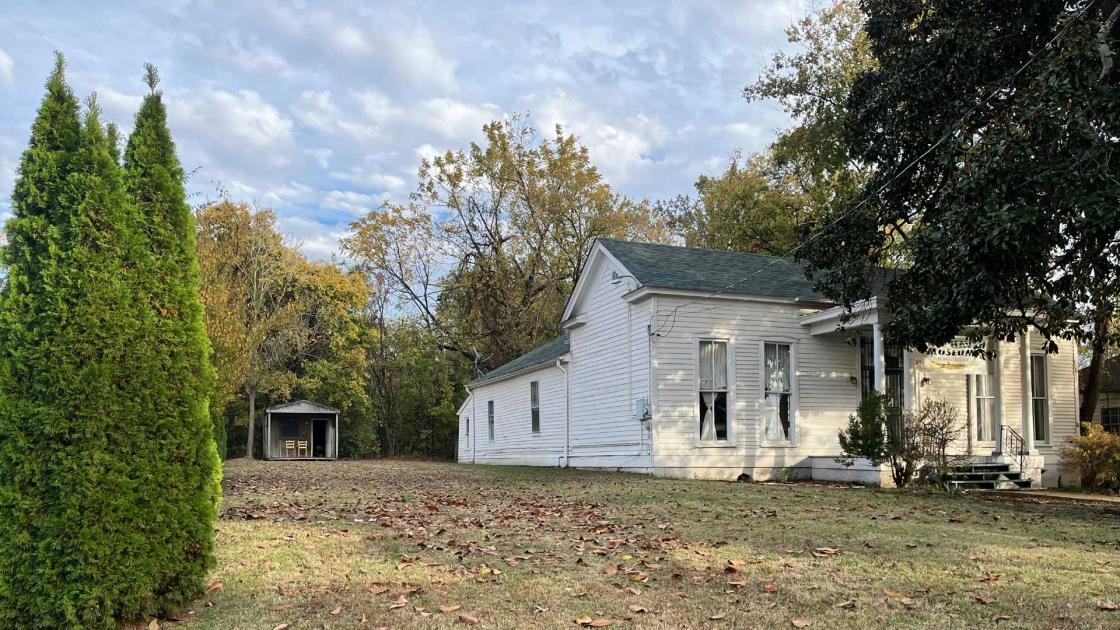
<box><xmin>565</xmin><ymin>254</ymin><xmax>652</xmax><ymax>471</ymax></box>
<box><xmin>464</xmin><ymin>365</ymin><xmax>567</xmax><ymax>466</ymax></box>
<box><xmin>650</xmin><ymin>296</ymin><xmax>857</xmax><ymax>480</ymax></box>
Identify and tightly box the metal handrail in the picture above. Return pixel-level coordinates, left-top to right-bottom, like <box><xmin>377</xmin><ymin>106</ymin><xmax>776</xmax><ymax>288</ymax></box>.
<box><xmin>1000</xmin><ymin>425</ymin><xmax>1026</xmax><ymax>472</ymax></box>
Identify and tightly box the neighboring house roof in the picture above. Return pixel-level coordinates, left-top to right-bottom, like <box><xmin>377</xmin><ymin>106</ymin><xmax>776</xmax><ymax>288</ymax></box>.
<box><xmin>470</xmin><ymin>334</ymin><xmax>570</xmax><ymax>387</ymax></box>
<box><xmin>597</xmin><ymin>239</ymin><xmax>831</xmax><ymax>302</ymax></box>
<box><xmin>266</xmin><ymin>400</ymin><xmax>340</xmax><ymax>414</ymax></box>
<box><xmin>1080</xmin><ymin>355</ymin><xmax>1120</xmax><ymax>394</ymax></box>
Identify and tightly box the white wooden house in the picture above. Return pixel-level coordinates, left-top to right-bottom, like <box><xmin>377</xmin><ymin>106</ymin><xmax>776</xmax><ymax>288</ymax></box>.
<box><xmin>457</xmin><ymin>239</ymin><xmax>1079</xmax><ymax>487</ymax></box>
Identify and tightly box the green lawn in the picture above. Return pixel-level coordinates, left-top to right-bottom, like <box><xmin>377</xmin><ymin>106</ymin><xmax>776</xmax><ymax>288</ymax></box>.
<box><xmin>166</xmin><ymin>459</ymin><xmax>1119</xmax><ymax>629</ymax></box>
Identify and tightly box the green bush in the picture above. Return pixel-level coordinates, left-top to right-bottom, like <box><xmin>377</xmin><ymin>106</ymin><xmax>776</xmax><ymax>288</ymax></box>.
<box><xmin>837</xmin><ymin>391</ymin><xmax>889</xmax><ymax>466</ymax></box>
<box><xmin>0</xmin><ymin>56</ymin><xmax>218</xmax><ymax>628</ymax></box>
<box><xmin>1062</xmin><ymin>423</ymin><xmax>1120</xmax><ymax>491</ymax></box>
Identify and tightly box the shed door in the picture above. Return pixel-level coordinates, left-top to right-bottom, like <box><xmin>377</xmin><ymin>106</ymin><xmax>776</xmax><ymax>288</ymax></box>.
<box><xmin>313</xmin><ymin>420</ymin><xmax>327</xmax><ymax>457</ymax></box>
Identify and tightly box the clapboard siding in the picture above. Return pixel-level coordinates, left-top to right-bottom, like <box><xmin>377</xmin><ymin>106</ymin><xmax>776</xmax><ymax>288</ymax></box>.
<box><xmin>650</xmin><ymin>296</ymin><xmax>857</xmax><ymax>478</ymax></box>
<box><xmin>468</xmin><ymin>364</ymin><xmax>567</xmax><ymax>466</ymax></box>
<box><xmin>566</xmin><ymin>253</ymin><xmax>652</xmax><ymax>467</ymax></box>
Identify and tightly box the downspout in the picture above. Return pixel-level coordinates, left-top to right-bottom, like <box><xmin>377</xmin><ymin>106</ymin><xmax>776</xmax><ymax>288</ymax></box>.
<box><xmin>648</xmin><ymin>295</ymin><xmax>658</xmax><ymax>474</ymax></box>
<box><xmin>556</xmin><ymin>359</ymin><xmax>569</xmax><ymax>467</ymax></box>
<box><xmin>467</xmin><ymin>385</ymin><xmax>476</xmax><ymax>464</ymax></box>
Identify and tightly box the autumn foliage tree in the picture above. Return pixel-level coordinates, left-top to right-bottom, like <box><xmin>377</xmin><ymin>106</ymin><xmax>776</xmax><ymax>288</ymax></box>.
<box><xmin>344</xmin><ymin>115</ymin><xmax>667</xmax><ymax>373</ymax></box>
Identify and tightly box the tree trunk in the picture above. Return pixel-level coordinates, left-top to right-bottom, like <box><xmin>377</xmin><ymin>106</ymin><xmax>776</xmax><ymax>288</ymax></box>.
<box><xmin>246</xmin><ymin>383</ymin><xmax>257</xmax><ymax>459</ymax></box>
<box><xmin>1080</xmin><ymin>311</ymin><xmax>1111</xmax><ymax>430</ymax></box>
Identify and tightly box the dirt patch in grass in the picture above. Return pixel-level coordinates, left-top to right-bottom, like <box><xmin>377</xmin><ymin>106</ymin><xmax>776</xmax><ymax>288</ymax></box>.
<box><xmin>158</xmin><ymin>460</ymin><xmax>1120</xmax><ymax>629</ymax></box>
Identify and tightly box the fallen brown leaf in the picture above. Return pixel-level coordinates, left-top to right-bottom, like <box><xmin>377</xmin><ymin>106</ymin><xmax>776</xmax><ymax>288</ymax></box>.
<box><xmin>458</xmin><ymin>613</ymin><xmax>479</xmax><ymax>624</ymax></box>
<box><xmin>205</xmin><ymin>580</ymin><xmax>223</xmax><ymax>592</ymax></box>
<box><xmin>440</xmin><ymin>604</ymin><xmax>462</xmax><ymax>613</ymax></box>
<box><xmin>330</xmin><ymin>606</ymin><xmax>342</xmax><ymax>615</ymax></box>
<box><xmin>709</xmin><ymin>612</ymin><xmax>726</xmax><ymax>620</ymax></box>
<box><xmin>835</xmin><ymin>600</ymin><xmax>855</xmax><ymax>609</ymax></box>
<box><xmin>792</xmin><ymin>619</ymin><xmax>812</xmax><ymax>628</ymax></box>
<box><xmin>628</xmin><ymin>605</ymin><xmax>648</xmax><ymax>613</ymax></box>
<box><xmin>272</xmin><ymin>625</ymin><xmax>289</xmax><ymax>630</ymax></box>
<box><xmin>764</xmin><ymin>584</ymin><xmax>778</xmax><ymax>594</ymax></box>
<box><xmin>1098</xmin><ymin>601</ymin><xmax>1118</xmax><ymax>611</ymax></box>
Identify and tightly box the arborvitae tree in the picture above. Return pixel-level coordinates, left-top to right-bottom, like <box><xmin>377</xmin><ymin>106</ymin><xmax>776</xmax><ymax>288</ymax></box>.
<box><xmin>122</xmin><ymin>62</ymin><xmax>219</xmax><ymax>609</ymax></box>
<box><xmin>0</xmin><ymin>55</ymin><xmax>217</xmax><ymax>628</ymax></box>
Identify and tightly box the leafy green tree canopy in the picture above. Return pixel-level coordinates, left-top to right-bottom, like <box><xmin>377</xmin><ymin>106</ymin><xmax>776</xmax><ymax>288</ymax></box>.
<box><xmin>801</xmin><ymin>1</ymin><xmax>1120</xmax><ymax>355</ymax></box>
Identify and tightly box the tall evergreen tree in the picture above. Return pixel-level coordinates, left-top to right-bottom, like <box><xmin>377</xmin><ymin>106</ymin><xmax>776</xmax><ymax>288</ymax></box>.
<box><xmin>122</xmin><ymin>62</ymin><xmax>219</xmax><ymax>606</ymax></box>
<box><xmin>0</xmin><ymin>55</ymin><xmax>218</xmax><ymax>627</ymax></box>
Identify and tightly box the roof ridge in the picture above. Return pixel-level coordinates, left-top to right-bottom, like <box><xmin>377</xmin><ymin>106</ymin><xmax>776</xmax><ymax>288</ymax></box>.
<box><xmin>597</xmin><ymin>237</ymin><xmax>800</xmax><ymax>263</ymax></box>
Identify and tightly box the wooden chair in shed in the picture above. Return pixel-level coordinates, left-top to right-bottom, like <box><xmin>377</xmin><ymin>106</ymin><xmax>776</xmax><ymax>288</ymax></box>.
<box><xmin>284</xmin><ymin>440</ymin><xmax>296</xmax><ymax>458</ymax></box>
<box><xmin>296</xmin><ymin>440</ymin><xmax>309</xmax><ymax>457</ymax></box>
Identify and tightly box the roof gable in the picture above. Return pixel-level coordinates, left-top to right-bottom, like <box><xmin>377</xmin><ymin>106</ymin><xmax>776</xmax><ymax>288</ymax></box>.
<box><xmin>266</xmin><ymin>400</ymin><xmax>339</xmax><ymax>414</ymax></box>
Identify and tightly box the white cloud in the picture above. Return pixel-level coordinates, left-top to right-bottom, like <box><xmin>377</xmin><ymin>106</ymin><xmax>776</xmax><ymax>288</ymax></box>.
<box><xmin>0</xmin><ymin>49</ymin><xmax>13</xmax><ymax>83</ymax></box>
<box><xmin>96</xmin><ymin>85</ymin><xmax>143</xmax><ymax>121</ymax></box>
<box><xmin>293</xmin><ymin>90</ymin><xmax>380</xmax><ymax>141</ymax></box>
<box><xmin>261</xmin><ymin>180</ymin><xmax>313</xmax><ymax>207</ymax></box>
<box><xmin>221</xmin><ymin>36</ymin><xmax>292</xmax><ymax>77</ymax></box>
<box><xmin>169</xmin><ymin>88</ymin><xmax>295</xmax><ymax>167</ymax></box>
<box><xmin>536</xmin><ymin>90</ymin><xmax>671</xmax><ymax>185</ymax></box>
<box><xmin>355</xmin><ymin>90</ymin><xmax>403</xmax><ymax>125</ymax></box>
<box><xmin>322</xmin><ymin>190</ymin><xmax>383</xmax><ymax>215</ymax></box>
<box><xmin>414</xmin><ymin>143</ymin><xmax>443</xmax><ymax>164</ymax></box>
<box><xmin>275</xmin><ymin>215</ymin><xmax>344</xmax><ymax>260</ymax></box>
<box><xmin>416</xmin><ymin>98</ymin><xmax>503</xmax><ymax>139</ymax></box>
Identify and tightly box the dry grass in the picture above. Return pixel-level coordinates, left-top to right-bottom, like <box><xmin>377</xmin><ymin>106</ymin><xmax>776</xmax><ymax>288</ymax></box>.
<box><xmin>161</xmin><ymin>459</ymin><xmax>1119</xmax><ymax>629</ymax></box>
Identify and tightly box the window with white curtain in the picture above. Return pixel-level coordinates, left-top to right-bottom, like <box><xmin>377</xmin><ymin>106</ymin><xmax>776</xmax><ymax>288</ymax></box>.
<box><xmin>698</xmin><ymin>340</ymin><xmax>729</xmax><ymax>442</ymax></box>
<box><xmin>973</xmin><ymin>356</ymin><xmax>996</xmax><ymax>442</ymax></box>
<box><xmin>1031</xmin><ymin>355</ymin><xmax>1048</xmax><ymax>442</ymax></box>
<box><xmin>763</xmin><ymin>342</ymin><xmax>793</xmax><ymax>443</ymax></box>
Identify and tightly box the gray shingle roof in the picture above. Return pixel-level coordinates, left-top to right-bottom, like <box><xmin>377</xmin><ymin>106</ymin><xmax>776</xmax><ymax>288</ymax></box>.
<box><xmin>470</xmin><ymin>334</ymin><xmax>570</xmax><ymax>386</ymax></box>
<box><xmin>599</xmin><ymin>238</ymin><xmax>831</xmax><ymax>301</ymax></box>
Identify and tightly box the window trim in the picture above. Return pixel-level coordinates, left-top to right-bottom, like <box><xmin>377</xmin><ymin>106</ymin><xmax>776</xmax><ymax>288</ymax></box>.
<box><xmin>464</xmin><ymin>416</ymin><xmax>470</xmax><ymax>437</ymax></box>
<box><xmin>1030</xmin><ymin>353</ymin><xmax>1050</xmax><ymax>445</ymax></box>
<box><xmin>530</xmin><ymin>381</ymin><xmax>541</xmax><ymax>434</ymax></box>
<box><xmin>487</xmin><ymin>400</ymin><xmax>495</xmax><ymax>442</ymax></box>
<box><xmin>695</xmin><ymin>337</ymin><xmax>734</xmax><ymax>448</ymax></box>
<box><xmin>760</xmin><ymin>339</ymin><xmax>798</xmax><ymax>448</ymax></box>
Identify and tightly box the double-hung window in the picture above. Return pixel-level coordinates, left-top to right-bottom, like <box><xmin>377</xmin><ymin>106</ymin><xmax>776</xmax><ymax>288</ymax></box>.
<box><xmin>530</xmin><ymin>381</ymin><xmax>540</xmax><ymax>433</ymax></box>
<box><xmin>763</xmin><ymin>342</ymin><xmax>793</xmax><ymax>443</ymax></box>
<box><xmin>464</xmin><ymin>417</ymin><xmax>470</xmax><ymax>437</ymax></box>
<box><xmin>1030</xmin><ymin>355</ymin><xmax>1048</xmax><ymax>442</ymax></box>
<box><xmin>698</xmin><ymin>340</ymin><xmax>729</xmax><ymax>442</ymax></box>
<box><xmin>973</xmin><ymin>356</ymin><xmax>997</xmax><ymax>442</ymax></box>
<box><xmin>487</xmin><ymin>401</ymin><xmax>495</xmax><ymax>441</ymax></box>
<box><xmin>1102</xmin><ymin>407</ymin><xmax>1120</xmax><ymax>434</ymax></box>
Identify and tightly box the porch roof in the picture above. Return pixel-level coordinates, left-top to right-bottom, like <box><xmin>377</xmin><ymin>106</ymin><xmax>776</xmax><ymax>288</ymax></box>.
<box><xmin>266</xmin><ymin>400</ymin><xmax>339</xmax><ymax>415</ymax></box>
<box><xmin>799</xmin><ymin>297</ymin><xmax>882</xmax><ymax>336</ymax></box>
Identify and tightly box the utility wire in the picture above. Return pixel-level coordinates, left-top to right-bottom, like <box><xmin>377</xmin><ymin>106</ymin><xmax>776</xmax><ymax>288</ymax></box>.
<box><xmin>650</xmin><ymin>2</ymin><xmax>1097</xmax><ymax>338</ymax></box>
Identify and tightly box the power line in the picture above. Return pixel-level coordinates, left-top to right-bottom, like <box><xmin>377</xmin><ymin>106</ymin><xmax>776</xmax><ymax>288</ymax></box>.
<box><xmin>650</xmin><ymin>2</ymin><xmax>1097</xmax><ymax>338</ymax></box>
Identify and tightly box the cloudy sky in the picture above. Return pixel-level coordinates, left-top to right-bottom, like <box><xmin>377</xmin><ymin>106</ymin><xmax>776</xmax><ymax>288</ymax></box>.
<box><xmin>0</xmin><ymin>0</ymin><xmax>807</xmax><ymax>259</ymax></box>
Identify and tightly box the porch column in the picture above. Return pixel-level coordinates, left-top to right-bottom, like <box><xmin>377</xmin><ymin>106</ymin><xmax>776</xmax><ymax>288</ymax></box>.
<box><xmin>1019</xmin><ymin>330</ymin><xmax>1036</xmax><ymax>453</ymax></box>
<box><xmin>872</xmin><ymin>322</ymin><xmax>886</xmax><ymax>394</ymax></box>
<box><xmin>902</xmin><ymin>350</ymin><xmax>914</xmax><ymax>411</ymax></box>
<box><xmin>991</xmin><ymin>339</ymin><xmax>1004</xmax><ymax>456</ymax></box>
<box><xmin>264</xmin><ymin>412</ymin><xmax>270</xmax><ymax>459</ymax></box>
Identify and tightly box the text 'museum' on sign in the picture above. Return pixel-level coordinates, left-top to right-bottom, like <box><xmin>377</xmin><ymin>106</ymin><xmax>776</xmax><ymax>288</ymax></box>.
<box><xmin>917</xmin><ymin>338</ymin><xmax>986</xmax><ymax>375</ymax></box>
